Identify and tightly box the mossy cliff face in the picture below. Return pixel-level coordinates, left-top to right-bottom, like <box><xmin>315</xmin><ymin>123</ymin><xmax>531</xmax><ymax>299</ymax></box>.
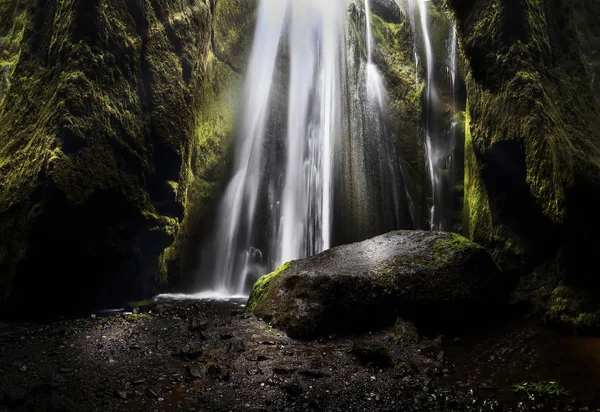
<box><xmin>159</xmin><ymin>0</ymin><xmax>257</xmax><ymax>290</ymax></box>
<box><xmin>449</xmin><ymin>0</ymin><xmax>600</xmax><ymax>331</ymax></box>
<box><xmin>0</xmin><ymin>0</ymin><xmax>252</xmax><ymax>316</ymax></box>
<box><xmin>338</xmin><ymin>2</ymin><xmax>425</xmax><ymax>243</ymax></box>
<box><xmin>371</xmin><ymin>8</ymin><xmax>427</xmax><ymax>229</ymax></box>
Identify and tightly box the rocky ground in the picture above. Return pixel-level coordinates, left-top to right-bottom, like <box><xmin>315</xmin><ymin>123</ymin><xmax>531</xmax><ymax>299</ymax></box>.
<box><xmin>0</xmin><ymin>299</ymin><xmax>598</xmax><ymax>412</ymax></box>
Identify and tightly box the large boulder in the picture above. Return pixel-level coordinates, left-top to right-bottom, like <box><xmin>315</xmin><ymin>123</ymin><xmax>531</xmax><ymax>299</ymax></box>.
<box><xmin>248</xmin><ymin>230</ymin><xmax>503</xmax><ymax>338</ymax></box>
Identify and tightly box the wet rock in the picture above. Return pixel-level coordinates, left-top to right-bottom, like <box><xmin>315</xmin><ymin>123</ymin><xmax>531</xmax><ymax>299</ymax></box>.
<box><xmin>371</xmin><ymin>0</ymin><xmax>403</xmax><ymax>23</ymax></box>
<box><xmin>249</xmin><ymin>231</ymin><xmax>502</xmax><ymax>338</ymax></box>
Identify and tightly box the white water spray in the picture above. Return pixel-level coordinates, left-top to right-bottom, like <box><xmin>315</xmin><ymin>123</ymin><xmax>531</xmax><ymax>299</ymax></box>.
<box><xmin>199</xmin><ymin>0</ymin><xmax>346</xmax><ymax>296</ymax></box>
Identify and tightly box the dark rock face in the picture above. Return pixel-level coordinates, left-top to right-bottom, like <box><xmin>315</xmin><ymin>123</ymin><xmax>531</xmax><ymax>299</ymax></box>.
<box><xmin>449</xmin><ymin>0</ymin><xmax>600</xmax><ymax>333</ymax></box>
<box><xmin>249</xmin><ymin>231</ymin><xmax>503</xmax><ymax>339</ymax></box>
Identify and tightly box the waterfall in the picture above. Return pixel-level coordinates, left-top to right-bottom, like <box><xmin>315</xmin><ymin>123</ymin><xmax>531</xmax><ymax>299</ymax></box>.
<box><xmin>408</xmin><ymin>0</ymin><xmax>462</xmax><ymax>231</ymax></box>
<box><xmin>198</xmin><ymin>0</ymin><xmax>346</xmax><ymax>296</ymax></box>
<box><xmin>195</xmin><ymin>0</ymin><xmax>417</xmax><ymax>296</ymax></box>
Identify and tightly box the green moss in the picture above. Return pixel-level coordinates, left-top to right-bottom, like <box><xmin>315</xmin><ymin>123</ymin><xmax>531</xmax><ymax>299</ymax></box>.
<box><xmin>247</xmin><ymin>261</ymin><xmax>293</xmax><ymax>312</ymax></box>
<box><xmin>162</xmin><ymin>49</ymin><xmax>244</xmax><ymax>285</ymax></box>
<box><xmin>212</xmin><ymin>0</ymin><xmax>257</xmax><ymax>71</ymax></box>
<box><xmin>370</xmin><ymin>13</ymin><xmax>426</xmax><ymax>216</ymax></box>
<box><xmin>512</xmin><ymin>381</ymin><xmax>569</xmax><ymax>401</ymax></box>
<box><xmin>462</xmin><ymin>106</ymin><xmax>493</xmax><ymax>242</ymax></box>
<box><xmin>546</xmin><ymin>285</ymin><xmax>600</xmax><ymax>333</ymax></box>
<box><xmin>125</xmin><ymin>313</ymin><xmax>151</xmax><ymax>322</ymax></box>
<box><xmin>0</xmin><ymin>0</ymin><xmax>216</xmax><ymax>309</ymax></box>
<box><xmin>453</xmin><ymin>0</ymin><xmax>600</xmax><ymax>225</ymax></box>
<box><xmin>433</xmin><ymin>232</ymin><xmax>477</xmax><ymax>262</ymax></box>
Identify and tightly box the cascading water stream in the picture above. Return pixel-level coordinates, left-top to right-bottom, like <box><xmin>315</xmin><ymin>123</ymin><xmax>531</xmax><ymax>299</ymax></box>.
<box><xmin>277</xmin><ymin>0</ymin><xmax>344</xmax><ymax>265</ymax></box>
<box><xmin>198</xmin><ymin>0</ymin><xmax>346</xmax><ymax>296</ymax></box>
<box><xmin>363</xmin><ymin>0</ymin><xmax>402</xmax><ymax>229</ymax></box>
<box><xmin>407</xmin><ymin>0</ymin><xmax>462</xmax><ymax>231</ymax></box>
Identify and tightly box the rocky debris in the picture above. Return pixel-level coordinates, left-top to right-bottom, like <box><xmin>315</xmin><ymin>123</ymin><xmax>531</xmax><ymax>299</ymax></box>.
<box><xmin>249</xmin><ymin>231</ymin><xmax>503</xmax><ymax>338</ymax></box>
<box><xmin>0</xmin><ymin>298</ymin><xmax>597</xmax><ymax>412</ymax></box>
<box><xmin>189</xmin><ymin>316</ymin><xmax>208</xmax><ymax>332</ymax></box>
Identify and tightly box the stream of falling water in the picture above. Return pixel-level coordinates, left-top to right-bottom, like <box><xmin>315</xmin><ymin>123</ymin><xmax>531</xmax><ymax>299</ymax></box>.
<box><xmin>197</xmin><ymin>0</ymin><xmax>346</xmax><ymax>296</ymax></box>
<box><xmin>408</xmin><ymin>0</ymin><xmax>461</xmax><ymax>231</ymax></box>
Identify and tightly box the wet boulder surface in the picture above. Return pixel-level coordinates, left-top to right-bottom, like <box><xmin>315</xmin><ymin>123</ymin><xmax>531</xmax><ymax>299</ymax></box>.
<box><xmin>249</xmin><ymin>230</ymin><xmax>503</xmax><ymax>339</ymax></box>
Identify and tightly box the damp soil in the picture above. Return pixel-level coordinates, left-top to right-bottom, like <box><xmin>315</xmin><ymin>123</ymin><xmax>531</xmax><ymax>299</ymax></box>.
<box><xmin>0</xmin><ymin>299</ymin><xmax>599</xmax><ymax>412</ymax></box>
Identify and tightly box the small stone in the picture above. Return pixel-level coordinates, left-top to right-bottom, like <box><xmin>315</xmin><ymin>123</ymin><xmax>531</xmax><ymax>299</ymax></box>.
<box><xmin>189</xmin><ymin>317</ymin><xmax>208</xmax><ymax>332</ymax></box>
<box><xmin>188</xmin><ymin>364</ymin><xmax>203</xmax><ymax>379</ymax></box>
<box><xmin>115</xmin><ymin>391</ymin><xmax>127</xmax><ymax>400</ymax></box>
<box><xmin>145</xmin><ymin>387</ymin><xmax>159</xmax><ymax>399</ymax></box>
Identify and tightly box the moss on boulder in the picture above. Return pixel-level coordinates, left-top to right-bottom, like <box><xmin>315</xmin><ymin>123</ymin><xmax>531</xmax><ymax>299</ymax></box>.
<box><xmin>248</xmin><ymin>230</ymin><xmax>502</xmax><ymax>339</ymax></box>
